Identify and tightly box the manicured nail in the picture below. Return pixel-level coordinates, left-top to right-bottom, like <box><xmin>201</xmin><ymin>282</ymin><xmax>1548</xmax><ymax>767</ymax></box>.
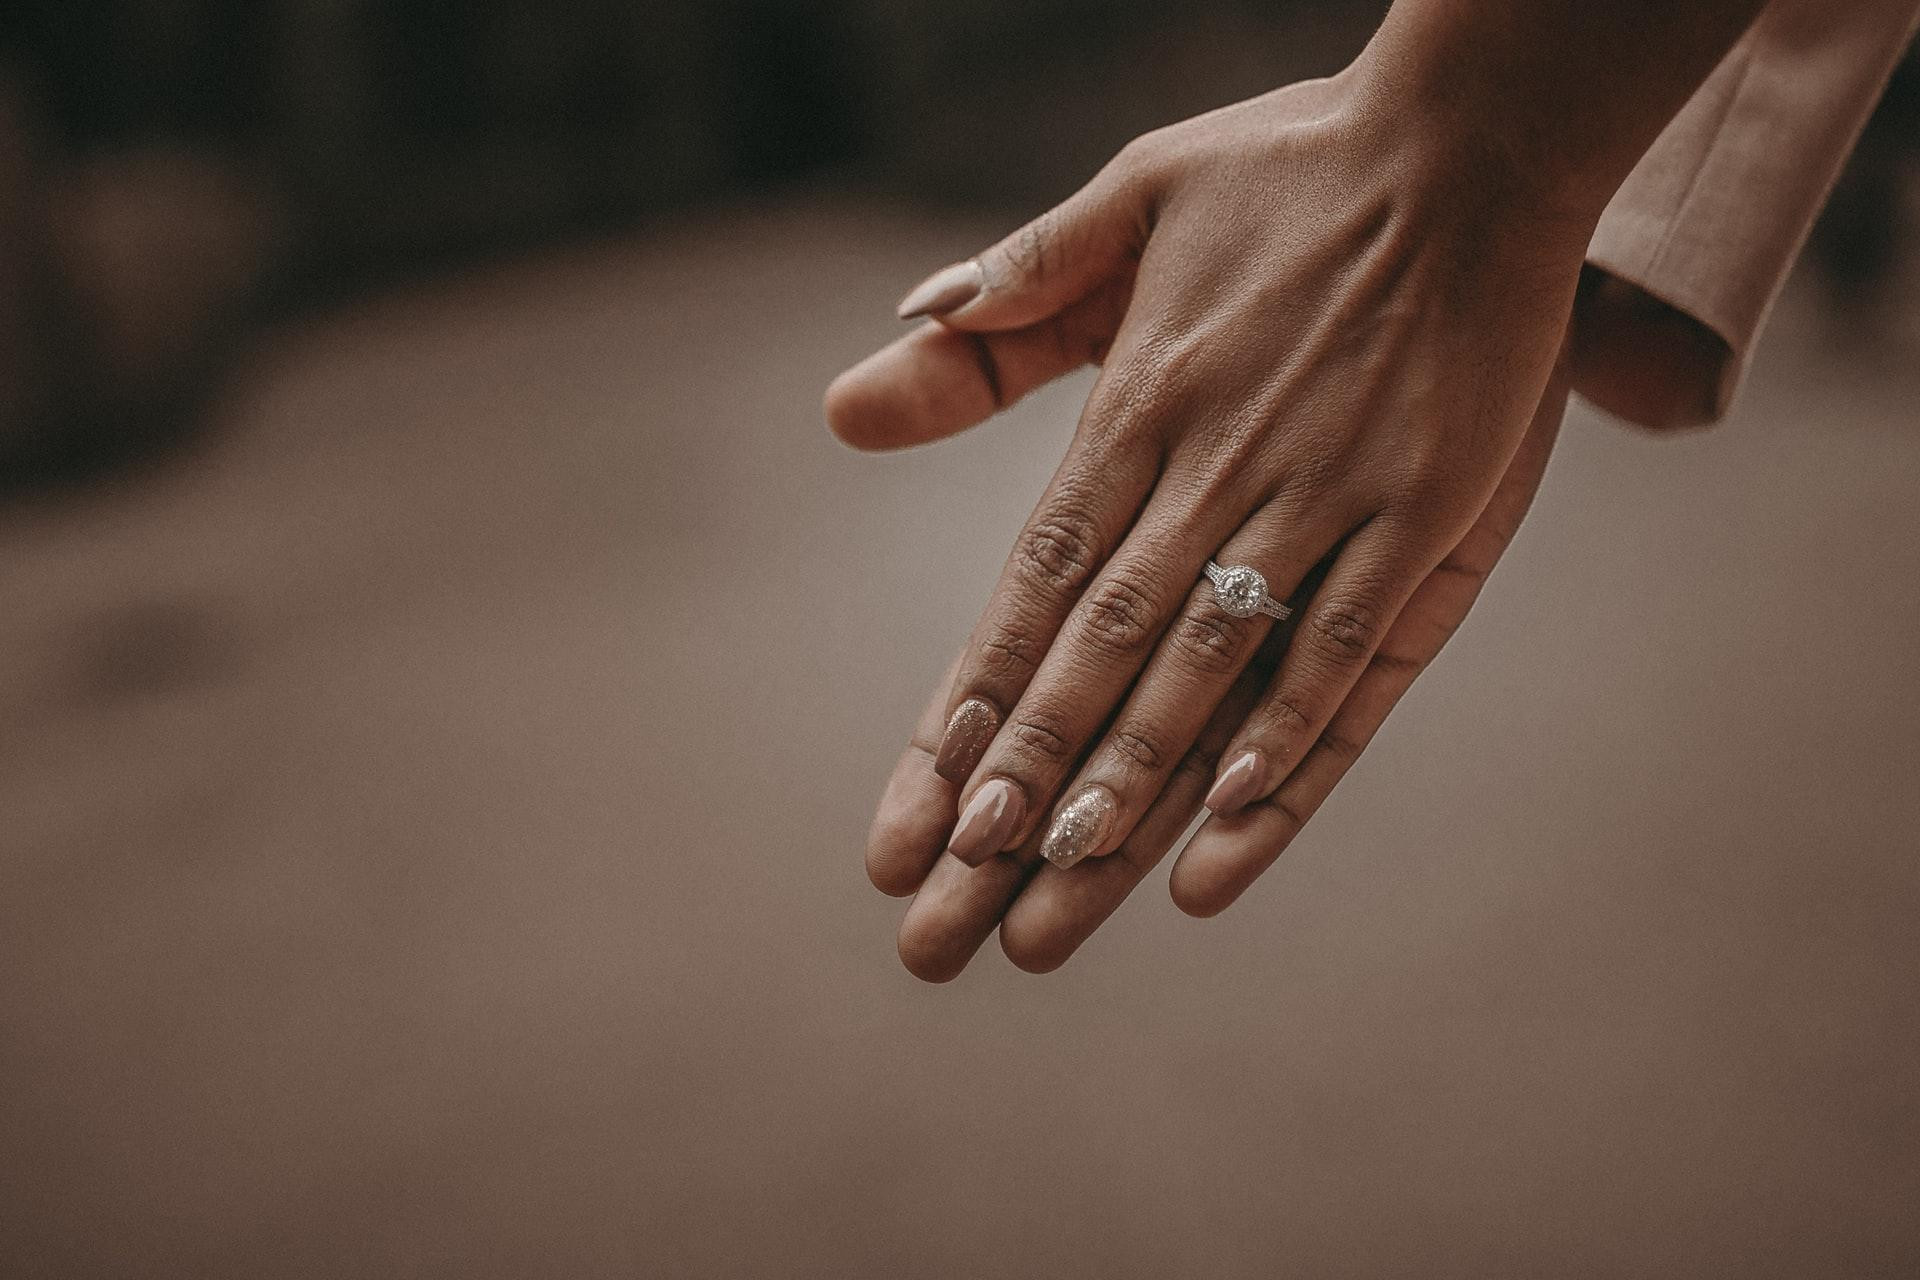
<box><xmin>934</xmin><ymin>697</ymin><xmax>999</xmax><ymax>784</ymax></box>
<box><xmin>1204</xmin><ymin>749</ymin><xmax>1269</xmax><ymax>816</ymax></box>
<box><xmin>948</xmin><ymin>778</ymin><xmax>1023</xmax><ymax>866</ymax></box>
<box><xmin>1040</xmin><ymin>785</ymin><xmax>1118</xmax><ymax>870</ymax></box>
<box><xmin>896</xmin><ymin>260</ymin><xmax>984</xmax><ymax>320</ymax></box>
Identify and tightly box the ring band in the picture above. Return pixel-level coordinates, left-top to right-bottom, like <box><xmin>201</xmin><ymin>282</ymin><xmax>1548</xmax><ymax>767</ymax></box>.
<box><xmin>1204</xmin><ymin>560</ymin><xmax>1292</xmax><ymax>621</ymax></box>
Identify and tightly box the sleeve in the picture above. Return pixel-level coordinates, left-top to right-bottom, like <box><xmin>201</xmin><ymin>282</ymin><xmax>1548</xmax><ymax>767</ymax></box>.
<box><xmin>1582</xmin><ymin>0</ymin><xmax>1920</xmax><ymax>426</ymax></box>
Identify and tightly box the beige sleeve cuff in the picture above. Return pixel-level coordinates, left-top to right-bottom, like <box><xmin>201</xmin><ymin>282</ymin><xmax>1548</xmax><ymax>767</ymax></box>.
<box><xmin>1584</xmin><ymin>0</ymin><xmax>1920</xmax><ymax>425</ymax></box>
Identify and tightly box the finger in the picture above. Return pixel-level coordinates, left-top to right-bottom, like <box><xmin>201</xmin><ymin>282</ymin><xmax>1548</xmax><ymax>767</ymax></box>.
<box><xmin>923</xmin><ymin>374</ymin><xmax>1165</xmax><ymax>802</ymax></box>
<box><xmin>1169</xmin><ymin>371</ymin><xmax>1571</xmax><ymax>918</ymax></box>
<box><xmin>1199</xmin><ymin>517</ymin><xmax>1438</xmax><ymax>819</ymax></box>
<box><xmin>1023</xmin><ymin>491</ymin><xmax>1353</xmax><ymax>871</ymax></box>
<box><xmin>865</xmin><ymin>655</ymin><xmax>965</xmax><ymax>897</ymax></box>
<box><xmin>895</xmin><ymin>849</ymin><xmax>1036</xmax><ymax>984</ymax></box>
<box><xmin>942</xmin><ymin>477</ymin><xmax>1241</xmax><ymax>868</ymax></box>
<box><xmin>893</xmin><ymin>146</ymin><xmax>1155</xmax><ymax>332</ymax></box>
<box><xmin>825</xmin><ymin>276</ymin><xmax>1131</xmax><ymax>451</ymax></box>
<box><xmin>994</xmin><ymin>614</ymin><xmax>1292</xmax><ymax>974</ymax></box>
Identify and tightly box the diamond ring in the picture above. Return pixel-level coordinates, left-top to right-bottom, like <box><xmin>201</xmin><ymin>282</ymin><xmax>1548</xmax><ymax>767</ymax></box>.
<box><xmin>1204</xmin><ymin>561</ymin><xmax>1292</xmax><ymax>621</ymax></box>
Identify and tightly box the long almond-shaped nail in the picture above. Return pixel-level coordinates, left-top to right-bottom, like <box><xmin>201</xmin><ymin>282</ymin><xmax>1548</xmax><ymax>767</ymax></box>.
<box><xmin>1204</xmin><ymin>749</ymin><xmax>1270</xmax><ymax>816</ymax></box>
<box><xmin>1040</xmin><ymin>785</ymin><xmax>1118</xmax><ymax>870</ymax></box>
<box><xmin>896</xmin><ymin>260</ymin><xmax>983</xmax><ymax>320</ymax></box>
<box><xmin>947</xmin><ymin>778</ymin><xmax>1023</xmax><ymax>866</ymax></box>
<box><xmin>934</xmin><ymin>697</ymin><xmax>999</xmax><ymax>784</ymax></box>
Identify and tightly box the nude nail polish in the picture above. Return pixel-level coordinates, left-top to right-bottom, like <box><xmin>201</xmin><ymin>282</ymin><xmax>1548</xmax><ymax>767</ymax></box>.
<box><xmin>1204</xmin><ymin>749</ymin><xmax>1269</xmax><ymax>816</ymax></box>
<box><xmin>948</xmin><ymin>778</ymin><xmax>1022</xmax><ymax>866</ymax></box>
<box><xmin>934</xmin><ymin>697</ymin><xmax>1000</xmax><ymax>784</ymax></box>
<box><xmin>1040</xmin><ymin>786</ymin><xmax>1118</xmax><ymax>870</ymax></box>
<box><xmin>896</xmin><ymin>260</ymin><xmax>984</xmax><ymax>320</ymax></box>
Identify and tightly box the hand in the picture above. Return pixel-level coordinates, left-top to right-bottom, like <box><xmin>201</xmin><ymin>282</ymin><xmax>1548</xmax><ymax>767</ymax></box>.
<box><xmin>831</xmin><ymin>71</ymin><xmax>1595</xmax><ymax>975</ymax></box>
<box><xmin>853</xmin><ymin>362</ymin><xmax>1568</xmax><ymax>981</ymax></box>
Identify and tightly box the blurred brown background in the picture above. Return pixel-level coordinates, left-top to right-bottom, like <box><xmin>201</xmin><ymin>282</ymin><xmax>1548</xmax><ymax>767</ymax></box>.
<box><xmin>2</xmin><ymin>4</ymin><xmax>1918</xmax><ymax>1277</ymax></box>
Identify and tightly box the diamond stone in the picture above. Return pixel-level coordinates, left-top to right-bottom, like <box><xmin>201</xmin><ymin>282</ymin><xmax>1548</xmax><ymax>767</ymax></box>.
<box><xmin>1214</xmin><ymin>565</ymin><xmax>1267</xmax><ymax>618</ymax></box>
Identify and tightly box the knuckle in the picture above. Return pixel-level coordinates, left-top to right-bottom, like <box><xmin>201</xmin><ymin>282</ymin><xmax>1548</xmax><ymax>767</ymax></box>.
<box><xmin>1381</xmin><ymin>484</ymin><xmax>1474</xmax><ymax>540</ymax></box>
<box><xmin>1112</xmin><ymin>132</ymin><xmax>1160</xmax><ymax>175</ymax></box>
<box><xmin>1369</xmin><ymin>648</ymin><xmax>1428</xmax><ymax>678</ymax></box>
<box><xmin>1316</xmin><ymin>728</ymin><xmax>1365</xmax><ymax>765</ymax></box>
<box><xmin>1096</xmin><ymin>334</ymin><xmax>1199</xmax><ymax>439</ymax></box>
<box><xmin>1273</xmin><ymin>447</ymin><xmax>1345</xmax><ymax>501</ymax></box>
<box><xmin>1006</xmin><ymin>213</ymin><xmax>1060</xmax><ymax>283</ymax></box>
<box><xmin>1310</xmin><ymin>599</ymin><xmax>1383</xmax><ymax>665</ymax></box>
<box><xmin>1013</xmin><ymin>509</ymin><xmax>1102</xmax><ymax>595</ymax></box>
<box><xmin>1008</xmin><ymin>709</ymin><xmax>1076</xmax><ymax>766</ymax></box>
<box><xmin>1077</xmin><ymin>571</ymin><xmax>1162</xmax><ymax>657</ymax></box>
<box><xmin>1263</xmin><ymin>694</ymin><xmax>1313</xmax><ymax>738</ymax></box>
<box><xmin>1171</xmin><ymin>740</ymin><xmax>1222</xmax><ymax>788</ymax></box>
<box><xmin>1167</xmin><ymin>602</ymin><xmax>1252</xmax><ymax>676</ymax></box>
<box><xmin>1131</xmin><ymin>337</ymin><xmax>1204</xmax><ymax>407</ymax></box>
<box><xmin>1106</xmin><ymin>727</ymin><xmax>1166</xmax><ymax>773</ymax></box>
<box><xmin>1108</xmin><ymin>132</ymin><xmax>1162</xmax><ymax>184</ymax></box>
<box><xmin>1432</xmin><ymin>555</ymin><xmax>1487</xmax><ymax>586</ymax></box>
<box><xmin>977</xmin><ymin>621</ymin><xmax>1043</xmax><ymax>683</ymax></box>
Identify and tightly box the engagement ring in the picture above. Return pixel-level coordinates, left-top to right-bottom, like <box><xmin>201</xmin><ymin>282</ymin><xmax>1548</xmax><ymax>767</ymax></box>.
<box><xmin>1204</xmin><ymin>561</ymin><xmax>1292</xmax><ymax>621</ymax></box>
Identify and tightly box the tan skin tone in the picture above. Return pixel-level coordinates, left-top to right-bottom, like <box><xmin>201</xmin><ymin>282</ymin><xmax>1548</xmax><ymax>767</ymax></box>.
<box><xmin>829</xmin><ymin>1</ymin><xmax>1771</xmax><ymax>979</ymax></box>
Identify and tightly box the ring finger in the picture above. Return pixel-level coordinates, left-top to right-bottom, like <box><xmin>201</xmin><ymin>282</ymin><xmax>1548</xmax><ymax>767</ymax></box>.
<box><xmin>1019</xmin><ymin>493</ymin><xmax>1357</xmax><ymax>869</ymax></box>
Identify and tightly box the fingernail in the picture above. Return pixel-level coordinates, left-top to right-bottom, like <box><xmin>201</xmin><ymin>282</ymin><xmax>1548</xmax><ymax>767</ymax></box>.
<box><xmin>1204</xmin><ymin>749</ymin><xmax>1269</xmax><ymax>816</ymax></box>
<box><xmin>948</xmin><ymin>778</ymin><xmax>1023</xmax><ymax>866</ymax></box>
<box><xmin>896</xmin><ymin>260</ymin><xmax>984</xmax><ymax>320</ymax></box>
<box><xmin>934</xmin><ymin>697</ymin><xmax>1000</xmax><ymax>784</ymax></box>
<box><xmin>1040</xmin><ymin>785</ymin><xmax>1118</xmax><ymax>870</ymax></box>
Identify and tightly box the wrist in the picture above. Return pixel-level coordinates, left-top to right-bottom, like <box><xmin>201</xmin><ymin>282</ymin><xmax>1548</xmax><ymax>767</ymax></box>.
<box><xmin>1303</xmin><ymin>56</ymin><xmax>1606</xmax><ymax>274</ymax></box>
<box><xmin>1338</xmin><ymin>32</ymin><xmax>1626</xmax><ymax>236</ymax></box>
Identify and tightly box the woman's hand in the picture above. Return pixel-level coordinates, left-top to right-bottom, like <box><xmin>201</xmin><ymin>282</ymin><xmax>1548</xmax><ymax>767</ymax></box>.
<box><xmin>833</xmin><ymin>70</ymin><xmax>1595</xmax><ymax>883</ymax></box>
<box><xmin>858</xmin><ymin>365</ymin><xmax>1567</xmax><ymax>980</ymax></box>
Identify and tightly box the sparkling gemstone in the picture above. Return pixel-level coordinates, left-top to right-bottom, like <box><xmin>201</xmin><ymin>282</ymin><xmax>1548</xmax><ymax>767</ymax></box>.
<box><xmin>1214</xmin><ymin>565</ymin><xmax>1267</xmax><ymax>618</ymax></box>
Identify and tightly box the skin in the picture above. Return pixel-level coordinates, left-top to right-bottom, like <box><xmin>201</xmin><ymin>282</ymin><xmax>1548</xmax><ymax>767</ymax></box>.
<box><xmin>830</xmin><ymin>1</ymin><xmax>1772</xmax><ymax>979</ymax></box>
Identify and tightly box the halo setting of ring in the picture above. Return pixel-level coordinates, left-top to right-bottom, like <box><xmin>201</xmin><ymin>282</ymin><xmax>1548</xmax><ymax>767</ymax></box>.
<box><xmin>1212</xmin><ymin>564</ymin><xmax>1269</xmax><ymax>618</ymax></box>
<box><xmin>1204</xmin><ymin>560</ymin><xmax>1292</xmax><ymax>621</ymax></box>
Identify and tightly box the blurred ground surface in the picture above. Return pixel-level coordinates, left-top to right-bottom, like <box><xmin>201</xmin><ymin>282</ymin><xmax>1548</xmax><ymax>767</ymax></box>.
<box><xmin>1</xmin><ymin>200</ymin><xmax>1917</xmax><ymax>1278</ymax></box>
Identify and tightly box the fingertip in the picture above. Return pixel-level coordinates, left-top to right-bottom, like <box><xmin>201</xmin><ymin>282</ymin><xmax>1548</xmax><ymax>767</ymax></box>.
<box><xmin>997</xmin><ymin>916</ymin><xmax>1073</xmax><ymax>975</ymax></box>
<box><xmin>824</xmin><ymin>326</ymin><xmax>999</xmax><ymax>451</ymax></box>
<box><xmin>897</xmin><ymin>931</ymin><xmax>967</xmax><ymax>984</ymax></box>
<box><xmin>864</xmin><ymin>752</ymin><xmax>958</xmax><ymax>898</ymax></box>
<box><xmin>1169</xmin><ymin>875</ymin><xmax>1235</xmax><ymax>919</ymax></box>
<box><xmin>1168</xmin><ymin>831</ymin><xmax>1242</xmax><ymax>919</ymax></box>
<box><xmin>896</xmin><ymin>885</ymin><xmax>988</xmax><ymax>983</ymax></box>
<box><xmin>823</xmin><ymin>363</ymin><xmax>889</xmax><ymax>451</ymax></box>
<box><xmin>866</xmin><ymin>849</ymin><xmax>924</xmax><ymax>899</ymax></box>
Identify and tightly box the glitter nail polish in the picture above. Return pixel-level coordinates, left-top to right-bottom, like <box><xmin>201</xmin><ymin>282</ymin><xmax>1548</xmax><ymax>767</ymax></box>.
<box><xmin>1040</xmin><ymin>786</ymin><xmax>1118</xmax><ymax>870</ymax></box>
<box><xmin>934</xmin><ymin>697</ymin><xmax>999</xmax><ymax>784</ymax></box>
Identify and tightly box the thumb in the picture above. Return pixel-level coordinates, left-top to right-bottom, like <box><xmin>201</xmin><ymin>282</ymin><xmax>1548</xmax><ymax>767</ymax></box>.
<box><xmin>895</xmin><ymin>152</ymin><xmax>1153</xmax><ymax>333</ymax></box>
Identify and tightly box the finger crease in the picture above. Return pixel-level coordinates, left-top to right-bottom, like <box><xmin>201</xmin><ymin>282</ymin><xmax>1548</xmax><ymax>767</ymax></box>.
<box><xmin>1368</xmin><ymin>651</ymin><xmax>1424</xmax><ymax>675</ymax></box>
<box><xmin>1266</xmin><ymin>793</ymin><xmax>1309</xmax><ymax>833</ymax></box>
<box><xmin>1432</xmin><ymin>558</ymin><xmax>1486</xmax><ymax>582</ymax></box>
<box><xmin>967</xmin><ymin>332</ymin><xmax>1006</xmax><ymax>410</ymax></box>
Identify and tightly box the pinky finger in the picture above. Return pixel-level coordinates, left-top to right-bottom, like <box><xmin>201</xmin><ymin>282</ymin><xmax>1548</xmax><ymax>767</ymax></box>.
<box><xmin>1167</xmin><ymin>635</ymin><xmax>1422</xmax><ymax>918</ymax></box>
<box><xmin>1169</xmin><ymin>363</ymin><xmax>1571</xmax><ymax>917</ymax></box>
